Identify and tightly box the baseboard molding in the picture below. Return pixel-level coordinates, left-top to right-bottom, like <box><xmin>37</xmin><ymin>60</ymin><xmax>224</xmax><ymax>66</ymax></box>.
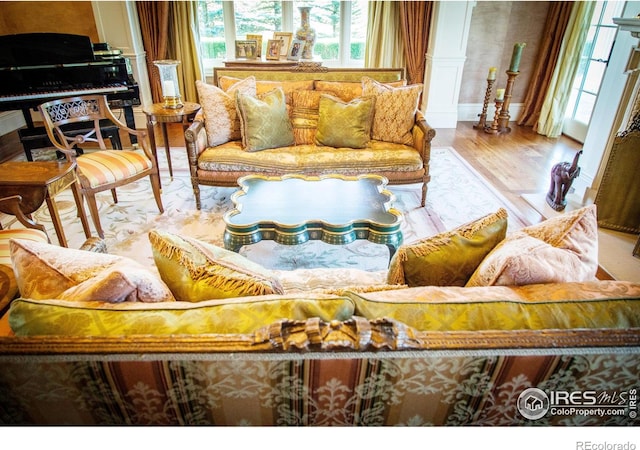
<box><xmin>458</xmin><ymin>103</ymin><xmax>524</xmax><ymax>123</ymax></box>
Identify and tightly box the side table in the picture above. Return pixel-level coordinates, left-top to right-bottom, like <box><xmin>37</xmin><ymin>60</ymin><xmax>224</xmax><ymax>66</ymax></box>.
<box><xmin>143</xmin><ymin>102</ymin><xmax>201</xmax><ymax>186</ymax></box>
<box><xmin>0</xmin><ymin>161</ymin><xmax>91</xmax><ymax>247</ymax></box>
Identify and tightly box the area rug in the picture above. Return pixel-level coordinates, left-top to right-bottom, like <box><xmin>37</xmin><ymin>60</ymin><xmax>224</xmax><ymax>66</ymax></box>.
<box><xmin>2</xmin><ymin>146</ymin><xmax>528</xmax><ymax>272</ymax></box>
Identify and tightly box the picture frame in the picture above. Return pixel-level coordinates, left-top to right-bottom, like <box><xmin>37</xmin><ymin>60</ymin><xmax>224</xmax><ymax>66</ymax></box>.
<box><xmin>234</xmin><ymin>39</ymin><xmax>258</xmax><ymax>59</ymax></box>
<box><xmin>266</xmin><ymin>39</ymin><xmax>283</xmax><ymax>60</ymax></box>
<box><xmin>287</xmin><ymin>39</ymin><xmax>303</xmax><ymax>61</ymax></box>
<box><xmin>273</xmin><ymin>31</ymin><xmax>293</xmax><ymax>57</ymax></box>
<box><xmin>246</xmin><ymin>34</ymin><xmax>263</xmax><ymax>58</ymax></box>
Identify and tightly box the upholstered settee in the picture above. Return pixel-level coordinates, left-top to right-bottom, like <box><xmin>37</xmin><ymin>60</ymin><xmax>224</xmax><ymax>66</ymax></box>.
<box><xmin>1</xmin><ymin>206</ymin><xmax>639</xmax><ymax>426</ymax></box>
<box><xmin>184</xmin><ymin>67</ymin><xmax>434</xmax><ymax>209</ymax></box>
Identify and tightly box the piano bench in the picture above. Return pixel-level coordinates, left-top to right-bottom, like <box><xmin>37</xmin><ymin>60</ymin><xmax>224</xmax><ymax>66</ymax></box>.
<box><xmin>18</xmin><ymin>120</ymin><xmax>122</xmax><ymax>161</ymax></box>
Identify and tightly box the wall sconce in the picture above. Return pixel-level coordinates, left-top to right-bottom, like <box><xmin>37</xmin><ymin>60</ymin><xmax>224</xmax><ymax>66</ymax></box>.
<box><xmin>153</xmin><ymin>59</ymin><xmax>183</xmax><ymax>109</ymax></box>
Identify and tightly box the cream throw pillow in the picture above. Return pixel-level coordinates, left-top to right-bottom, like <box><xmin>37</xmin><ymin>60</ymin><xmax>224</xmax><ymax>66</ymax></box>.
<box><xmin>361</xmin><ymin>76</ymin><xmax>423</xmax><ymax>145</ymax></box>
<box><xmin>466</xmin><ymin>205</ymin><xmax>599</xmax><ymax>286</ymax></box>
<box><xmin>9</xmin><ymin>239</ymin><xmax>174</xmax><ymax>303</ymax></box>
<box><xmin>196</xmin><ymin>77</ymin><xmax>256</xmax><ymax>147</ymax></box>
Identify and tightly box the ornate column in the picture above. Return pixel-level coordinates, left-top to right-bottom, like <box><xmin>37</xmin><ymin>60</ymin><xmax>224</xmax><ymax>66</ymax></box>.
<box><xmin>422</xmin><ymin>1</ymin><xmax>476</xmax><ymax>128</ymax></box>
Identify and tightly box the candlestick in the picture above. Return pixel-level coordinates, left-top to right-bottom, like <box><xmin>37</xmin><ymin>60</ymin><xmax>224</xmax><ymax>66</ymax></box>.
<box><xmin>496</xmin><ymin>70</ymin><xmax>520</xmax><ymax>133</ymax></box>
<box><xmin>487</xmin><ymin>67</ymin><xmax>497</xmax><ymax>81</ymax></box>
<box><xmin>485</xmin><ymin>98</ymin><xmax>504</xmax><ymax>135</ymax></box>
<box><xmin>509</xmin><ymin>43</ymin><xmax>526</xmax><ymax>72</ymax></box>
<box><xmin>474</xmin><ymin>78</ymin><xmax>495</xmax><ymax>130</ymax></box>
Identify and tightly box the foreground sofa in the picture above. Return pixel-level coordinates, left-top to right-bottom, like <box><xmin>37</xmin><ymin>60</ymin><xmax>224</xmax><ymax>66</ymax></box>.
<box><xmin>1</xmin><ymin>206</ymin><xmax>639</xmax><ymax>426</ymax></box>
<box><xmin>184</xmin><ymin>66</ymin><xmax>435</xmax><ymax>209</ymax></box>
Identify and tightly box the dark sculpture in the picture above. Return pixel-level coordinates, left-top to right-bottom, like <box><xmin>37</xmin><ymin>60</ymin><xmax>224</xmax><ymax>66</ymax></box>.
<box><xmin>546</xmin><ymin>150</ymin><xmax>582</xmax><ymax>211</ymax></box>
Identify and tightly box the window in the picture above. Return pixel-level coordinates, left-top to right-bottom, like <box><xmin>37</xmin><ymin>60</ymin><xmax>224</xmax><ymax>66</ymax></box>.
<box><xmin>197</xmin><ymin>0</ymin><xmax>367</xmax><ymax>72</ymax></box>
<box><xmin>563</xmin><ymin>1</ymin><xmax>624</xmax><ymax>142</ymax></box>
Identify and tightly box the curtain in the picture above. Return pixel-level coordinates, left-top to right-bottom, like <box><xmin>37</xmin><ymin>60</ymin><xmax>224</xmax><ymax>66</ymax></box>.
<box><xmin>168</xmin><ymin>1</ymin><xmax>204</xmax><ymax>103</ymax></box>
<box><xmin>136</xmin><ymin>1</ymin><xmax>170</xmax><ymax>103</ymax></box>
<box><xmin>517</xmin><ymin>2</ymin><xmax>573</xmax><ymax>128</ymax></box>
<box><xmin>364</xmin><ymin>1</ymin><xmax>405</xmax><ymax>69</ymax></box>
<box><xmin>535</xmin><ymin>1</ymin><xmax>596</xmax><ymax>137</ymax></box>
<box><xmin>399</xmin><ymin>1</ymin><xmax>433</xmax><ymax>85</ymax></box>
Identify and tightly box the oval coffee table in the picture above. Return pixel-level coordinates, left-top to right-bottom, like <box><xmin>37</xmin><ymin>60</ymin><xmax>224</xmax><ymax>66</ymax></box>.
<box><xmin>223</xmin><ymin>174</ymin><xmax>403</xmax><ymax>261</ymax></box>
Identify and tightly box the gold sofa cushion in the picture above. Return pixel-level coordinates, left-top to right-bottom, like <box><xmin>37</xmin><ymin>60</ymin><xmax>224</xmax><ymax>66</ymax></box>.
<box><xmin>315</xmin><ymin>95</ymin><xmax>375</xmax><ymax>149</ymax></box>
<box><xmin>467</xmin><ymin>205</ymin><xmax>599</xmax><ymax>286</ymax></box>
<box><xmin>8</xmin><ymin>293</ymin><xmax>355</xmax><ymax>336</ymax></box>
<box><xmin>197</xmin><ymin>141</ymin><xmax>423</xmax><ymax>175</ymax></box>
<box><xmin>348</xmin><ymin>280</ymin><xmax>640</xmax><ymax>331</ymax></box>
<box><xmin>236</xmin><ymin>87</ymin><xmax>295</xmax><ymax>152</ymax></box>
<box><xmin>149</xmin><ymin>230</ymin><xmax>284</xmax><ymax>302</ymax></box>
<box><xmin>218</xmin><ymin>76</ymin><xmax>314</xmax><ymax>106</ymax></box>
<box><xmin>387</xmin><ymin>209</ymin><xmax>508</xmax><ymax>287</ymax></box>
<box><xmin>10</xmin><ymin>238</ymin><xmax>174</xmax><ymax>303</ymax></box>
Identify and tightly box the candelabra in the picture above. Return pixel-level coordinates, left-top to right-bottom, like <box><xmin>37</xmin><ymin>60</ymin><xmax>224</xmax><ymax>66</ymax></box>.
<box><xmin>474</xmin><ymin>78</ymin><xmax>495</xmax><ymax>130</ymax></box>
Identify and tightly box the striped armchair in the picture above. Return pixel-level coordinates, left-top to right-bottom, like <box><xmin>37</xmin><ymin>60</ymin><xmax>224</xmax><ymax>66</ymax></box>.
<box><xmin>38</xmin><ymin>95</ymin><xmax>164</xmax><ymax>238</ymax></box>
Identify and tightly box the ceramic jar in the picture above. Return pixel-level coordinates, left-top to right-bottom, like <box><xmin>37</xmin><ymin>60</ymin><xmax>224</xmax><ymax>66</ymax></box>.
<box><xmin>295</xmin><ymin>6</ymin><xmax>316</xmax><ymax>60</ymax></box>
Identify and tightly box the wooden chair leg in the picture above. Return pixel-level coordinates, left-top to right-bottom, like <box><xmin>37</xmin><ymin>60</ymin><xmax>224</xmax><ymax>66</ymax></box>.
<box><xmin>85</xmin><ymin>193</ymin><xmax>105</xmax><ymax>239</ymax></box>
<box><xmin>150</xmin><ymin>173</ymin><xmax>164</xmax><ymax>214</ymax></box>
<box><xmin>111</xmin><ymin>189</ymin><xmax>118</xmax><ymax>204</ymax></box>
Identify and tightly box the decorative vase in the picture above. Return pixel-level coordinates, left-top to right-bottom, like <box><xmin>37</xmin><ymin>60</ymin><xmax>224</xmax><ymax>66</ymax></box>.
<box><xmin>295</xmin><ymin>6</ymin><xmax>316</xmax><ymax>60</ymax></box>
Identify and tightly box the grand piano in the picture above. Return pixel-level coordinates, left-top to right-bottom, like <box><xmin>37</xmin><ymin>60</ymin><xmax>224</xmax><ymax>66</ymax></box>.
<box><xmin>0</xmin><ymin>32</ymin><xmax>141</xmax><ymax>154</ymax></box>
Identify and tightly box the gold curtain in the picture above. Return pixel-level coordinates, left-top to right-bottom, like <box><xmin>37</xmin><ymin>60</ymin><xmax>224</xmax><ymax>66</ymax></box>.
<box><xmin>399</xmin><ymin>1</ymin><xmax>433</xmax><ymax>86</ymax></box>
<box><xmin>167</xmin><ymin>1</ymin><xmax>204</xmax><ymax>103</ymax></box>
<box><xmin>517</xmin><ymin>2</ymin><xmax>573</xmax><ymax>128</ymax></box>
<box><xmin>364</xmin><ymin>1</ymin><xmax>405</xmax><ymax>69</ymax></box>
<box><xmin>136</xmin><ymin>1</ymin><xmax>170</xmax><ymax>103</ymax></box>
<box><xmin>536</xmin><ymin>1</ymin><xmax>596</xmax><ymax>137</ymax></box>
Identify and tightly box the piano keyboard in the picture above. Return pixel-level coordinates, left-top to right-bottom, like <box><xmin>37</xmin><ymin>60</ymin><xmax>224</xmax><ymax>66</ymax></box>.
<box><xmin>0</xmin><ymin>84</ymin><xmax>128</xmax><ymax>103</ymax></box>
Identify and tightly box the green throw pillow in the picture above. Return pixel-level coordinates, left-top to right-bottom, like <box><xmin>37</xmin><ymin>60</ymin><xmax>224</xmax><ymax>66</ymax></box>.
<box><xmin>236</xmin><ymin>87</ymin><xmax>294</xmax><ymax>152</ymax></box>
<box><xmin>149</xmin><ymin>230</ymin><xmax>284</xmax><ymax>302</ymax></box>
<box><xmin>315</xmin><ymin>94</ymin><xmax>375</xmax><ymax>149</ymax></box>
<box><xmin>387</xmin><ymin>208</ymin><xmax>508</xmax><ymax>287</ymax></box>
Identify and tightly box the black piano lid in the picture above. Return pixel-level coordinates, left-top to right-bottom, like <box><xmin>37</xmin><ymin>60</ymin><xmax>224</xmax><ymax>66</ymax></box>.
<box><xmin>0</xmin><ymin>33</ymin><xmax>96</xmax><ymax>67</ymax></box>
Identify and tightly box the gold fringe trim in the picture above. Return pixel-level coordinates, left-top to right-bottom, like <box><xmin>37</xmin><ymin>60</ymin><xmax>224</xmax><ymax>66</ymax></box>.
<box><xmin>386</xmin><ymin>247</ymin><xmax>408</xmax><ymax>285</ymax></box>
<box><xmin>148</xmin><ymin>231</ymin><xmax>283</xmax><ymax>295</ymax></box>
<box><xmin>322</xmin><ymin>284</ymin><xmax>408</xmax><ymax>296</ymax></box>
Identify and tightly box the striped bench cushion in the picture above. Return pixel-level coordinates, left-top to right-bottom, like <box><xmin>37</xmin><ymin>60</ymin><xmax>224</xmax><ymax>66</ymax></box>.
<box><xmin>77</xmin><ymin>150</ymin><xmax>152</xmax><ymax>188</ymax></box>
<box><xmin>0</xmin><ymin>229</ymin><xmax>48</xmax><ymax>266</ymax></box>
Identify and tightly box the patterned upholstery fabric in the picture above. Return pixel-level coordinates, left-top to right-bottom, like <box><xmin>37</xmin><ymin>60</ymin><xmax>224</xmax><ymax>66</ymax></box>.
<box><xmin>348</xmin><ymin>280</ymin><xmax>640</xmax><ymax>331</ymax></box>
<box><xmin>149</xmin><ymin>230</ymin><xmax>284</xmax><ymax>302</ymax></box>
<box><xmin>2</xmin><ymin>349</ymin><xmax>638</xmax><ymax>425</ymax></box>
<box><xmin>315</xmin><ymin>95</ymin><xmax>375</xmax><ymax>149</ymax></box>
<box><xmin>196</xmin><ymin>77</ymin><xmax>257</xmax><ymax>147</ymax></box>
<box><xmin>218</xmin><ymin>76</ymin><xmax>314</xmax><ymax>107</ymax></box>
<box><xmin>387</xmin><ymin>208</ymin><xmax>508</xmax><ymax>287</ymax></box>
<box><xmin>290</xmin><ymin>89</ymin><xmax>328</xmax><ymax>145</ymax></box>
<box><xmin>314</xmin><ymin>79</ymin><xmax>406</xmax><ymax>101</ymax></box>
<box><xmin>362</xmin><ymin>77</ymin><xmax>423</xmax><ymax>145</ymax></box>
<box><xmin>197</xmin><ymin>141</ymin><xmax>423</xmax><ymax>174</ymax></box>
<box><xmin>8</xmin><ymin>293</ymin><xmax>354</xmax><ymax>336</ymax></box>
<box><xmin>236</xmin><ymin>87</ymin><xmax>295</xmax><ymax>152</ymax></box>
<box><xmin>76</xmin><ymin>150</ymin><xmax>153</xmax><ymax>189</ymax></box>
<box><xmin>10</xmin><ymin>238</ymin><xmax>174</xmax><ymax>303</ymax></box>
<box><xmin>467</xmin><ymin>205</ymin><xmax>599</xmax><ymax>286</ymax></box>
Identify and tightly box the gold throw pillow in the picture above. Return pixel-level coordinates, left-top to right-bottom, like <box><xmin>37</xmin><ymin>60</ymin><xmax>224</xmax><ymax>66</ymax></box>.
<box><xmin>315</xmin><ymin>94</ymin><xmax>375</xmax><ymax>149</ymax></box>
